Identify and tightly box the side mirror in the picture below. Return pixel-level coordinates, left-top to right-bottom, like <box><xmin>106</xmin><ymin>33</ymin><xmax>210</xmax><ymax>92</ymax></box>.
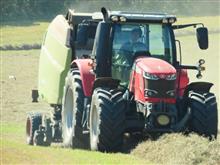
<box><xmin>76</xmin><ymin>24</ymin><xmax>88</xmax><ymax>47</ymax></box>
<box><xmin>196</xmin><ymin>27</ymin><xmax>208</xmax><ymax>50</ymax></box>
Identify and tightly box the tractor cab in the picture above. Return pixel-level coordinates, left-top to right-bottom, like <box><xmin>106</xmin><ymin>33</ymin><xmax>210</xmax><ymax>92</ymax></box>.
<box><xmin>91</xmin><ymin>9</ymin><xmax>177</xmax><ymax>88</ymax></box>
<box><xmin>111</xmin><ymin>17</ymin><xmax>176</xmax><ymax>86</ymax></box>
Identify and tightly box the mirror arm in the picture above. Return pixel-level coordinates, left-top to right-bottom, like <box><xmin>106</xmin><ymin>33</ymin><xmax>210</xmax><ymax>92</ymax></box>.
<box><xmin>173</xmin><ymin>23</ymin><xmax>204</xmax><ymax>30</ymax></box>
<box><xmin>176</xmin><ymin>65</ymin><xmax>198</xmax><ymax>70</ymax></box>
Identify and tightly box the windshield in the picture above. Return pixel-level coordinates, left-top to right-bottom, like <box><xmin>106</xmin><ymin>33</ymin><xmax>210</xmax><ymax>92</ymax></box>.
<box><xmin>111</xmin><ymin>23</ymin><xmax>174</xmax><ymax>87</ymax></box>
<box><xmin>112</xmin><ymin>23</ymin><xmax>174</xmax><ymax>65</ymax></box>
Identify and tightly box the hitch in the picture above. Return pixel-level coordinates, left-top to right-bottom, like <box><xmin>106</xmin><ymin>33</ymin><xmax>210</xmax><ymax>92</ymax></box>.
<box><xmin>177</xmin><ymin>59</ymin><xmax>205</xmax><ymax>79</ymax></box>
<box><xmin>196</xmin><ymin>59</ymin><xmax>205</xmax><ymax>79</ymax></box>
<box><xmin>32</xmin><ymin>89</ymin><xmax>39</xmax><ymax>102</ymax></box>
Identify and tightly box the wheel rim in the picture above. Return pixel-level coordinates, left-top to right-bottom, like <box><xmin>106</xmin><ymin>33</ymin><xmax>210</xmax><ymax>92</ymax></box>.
<box><xmin>91</xmin><ymin>104</ymin><xmax>98</xmax><ymax>146</ymax></box>
<box><xmin>64</xmin><ymin>87</ymin><xmax>74</xmax><ymax>138</ymax></box>
<box><xmin>26</xmin><ymin>117</ymin><xmax>32</xmax><ymax>142</ymax></box>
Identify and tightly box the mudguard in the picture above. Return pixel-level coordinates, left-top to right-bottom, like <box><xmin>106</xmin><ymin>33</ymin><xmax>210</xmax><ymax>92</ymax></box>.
<box><xmin>183</xmin><ymin>82</ymin><xmax>213</xmax><ymax>97</ymax></box>
<box><xmin>72</xmin><ymin>59</ymin><xmax>95</xmax><ymax>97</ymax></box>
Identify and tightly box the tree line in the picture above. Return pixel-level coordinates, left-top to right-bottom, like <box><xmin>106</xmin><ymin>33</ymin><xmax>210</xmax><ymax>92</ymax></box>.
<box><xmin>0</xmin><ymin>0</ymin><xmax>219</xmax><ymax>22</ymax></box>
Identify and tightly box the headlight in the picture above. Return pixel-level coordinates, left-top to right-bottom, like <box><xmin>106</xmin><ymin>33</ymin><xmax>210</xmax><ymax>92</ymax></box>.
<box><xmin>157</xmin><ymin>115</ymin><xmax>170</xmax><ymax>126</ymax></box>
<box><xmin>143</xmin><ymin>72</ymin><xmax>159</xmax><ymax>80</ymax></box>
<box><xmin>166</xmin><ymin>90</ymin><xmax>175</xmax><ymax>97</ymax></box>
<box><xmin>144</xmin><ymin>89</ymin><xmax>158</xmax><ymax>97</ymax></box>
<box><xmin>165</xmin><ymin>73</ymin><xmax>176</xmax><ymax>80</ymax></box>
<box><xmin>168</xmin><ymin>18</ymin><xmax>176</xmax><ymax>23</ymax></box>
<box><xmin>111</xmin><ymin>15</ymin><xmax>118</xmax><ymax>22</ymax></box>
<box><xmin>119</xmin><ymin>16</ymin><xmax>126</xmax><ymax>22</ymax></box>
<box><xmin>162</xmin><ymin>18</ymin><xmax>168</xmax><ymax>24</ymax></box>
<box><xmin>144</xmin><ymin>72</ymin><xmax>176</xmax><ymax>80</ymax></box>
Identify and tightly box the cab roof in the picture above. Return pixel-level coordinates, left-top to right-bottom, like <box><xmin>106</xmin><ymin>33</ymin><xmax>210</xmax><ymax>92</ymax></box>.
<box><xmin>107</xmin><ymin>11</ymin><xmax>177</xmax><ymax>24</ymax></box>
<box><xmin>66</xmin><ymin>9</ymin><xmax>177</xmax><ymax>25</ymax></box>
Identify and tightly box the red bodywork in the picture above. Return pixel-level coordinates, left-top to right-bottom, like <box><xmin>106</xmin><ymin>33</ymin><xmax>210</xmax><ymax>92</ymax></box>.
<box><xmin>129</xmin><ymin>57</ymin><xmax>189</xmax><ymax>103</ymax></box>
<box><xmin>72</xmin><ymin>59</ymin><xmax>95</xmax><ymax>97</ymax></box>
<box><xmin>74</xmin><ymin>57</ymin><xmax>189</xmax><ymax>101</ymax></box>
<box><xmin>176</xmin><ymin>69</ymin><xmax>189</xmax><ymax>96</ymax></box>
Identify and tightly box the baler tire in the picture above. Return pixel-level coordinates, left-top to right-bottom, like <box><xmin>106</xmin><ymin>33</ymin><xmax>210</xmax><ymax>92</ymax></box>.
<box><xmin>188</xmin><ymin>91</ymin><xmax>218</xmax><ymax>139</ymax></box>
<box><xmin>62</xmin><ymin>69</ymin><xmax>88</xmax><ymax>148</ymax></box>
<box><xmin>90</xmin><ymin>88</ymin><xmax>126</xmax><ymax>152</ymax></box>
<box><xmin>26</xmin><ymin>113</ymin><xmax>42</xmax><ymax>145</ymax></box>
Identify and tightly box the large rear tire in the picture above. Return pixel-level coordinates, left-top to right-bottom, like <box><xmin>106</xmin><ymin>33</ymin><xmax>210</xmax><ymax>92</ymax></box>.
<box><xmin>26</xmin><ymin>113</ymin><xmax>42</xmax><ymax>145</ymax></box>
<box><xmin>188</xmin><ymin>91</ymin><xmax>218</xmax><ymax>139</ymax></box>
<box><xmin>62</xmin><ymin>69</ymin><xmax>88</xmax><ymax>148</ymax></box>
<box><xmin>90</xmin><ymin>88</ymin><xmax>126</xmax><ymax>152</ymax></box>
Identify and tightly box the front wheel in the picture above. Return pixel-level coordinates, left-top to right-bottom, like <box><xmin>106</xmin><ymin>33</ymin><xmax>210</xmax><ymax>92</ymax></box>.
<box><xmin>188</xmin><ymin>91</ymin><xmax>218</xmax><ymax>139</ymax></box>
<box><xmin>90</xmin><ymin>88</ymin><xmax>126</xmax><ymax>152</ymax></box>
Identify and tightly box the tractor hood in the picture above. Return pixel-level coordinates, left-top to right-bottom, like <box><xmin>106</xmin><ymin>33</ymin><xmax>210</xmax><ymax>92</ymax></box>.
<box><xmin>135</xmin><ymin>57</ymin><xmax>176</xmax><ymax>75</ymax></box>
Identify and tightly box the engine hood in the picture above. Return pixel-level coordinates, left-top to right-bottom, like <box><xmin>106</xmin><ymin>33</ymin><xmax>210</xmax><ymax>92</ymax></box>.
<box><xmin>135</xmin><ymin>57</ymin><xmax>176</xmax><ymax>74</ymax></box>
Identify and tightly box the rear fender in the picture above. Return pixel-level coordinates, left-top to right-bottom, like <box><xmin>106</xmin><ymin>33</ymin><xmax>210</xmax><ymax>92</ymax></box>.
<box><xmin>93</xmin><ymin>77</ymin><xmax>120</xmax><ymax>90</ymax></box>
<box><xmin>72</xmin><ymin>59</ymin><xmax>95</xmax><ymax>97</ymax></box>
<box><xmin>183</xmin><ymin>82</ymin><xmax>213</xmax><ymax>97</ymax></box>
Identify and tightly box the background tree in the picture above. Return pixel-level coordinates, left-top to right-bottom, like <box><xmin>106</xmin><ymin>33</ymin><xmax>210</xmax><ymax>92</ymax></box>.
<box><xmin>0</xmin><ymin>0</ymin><xmax>219</xmax><ymax>22</ymax></box>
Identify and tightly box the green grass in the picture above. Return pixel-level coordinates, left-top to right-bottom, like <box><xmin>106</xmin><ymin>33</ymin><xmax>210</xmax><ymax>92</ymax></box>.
<box><xmin>1</xmin><ymin>123</ymin><xmax>149</xmax><ymax>164</ymax></box>
<box><xmin>0</xmin><ymin>49</ymin><xmax>40</xmax><ymax>56</ymax></box>
<box><xmin>0</xmin><ymin>22</ymin><xmax>49</xmax><ymax>46</ymax></box>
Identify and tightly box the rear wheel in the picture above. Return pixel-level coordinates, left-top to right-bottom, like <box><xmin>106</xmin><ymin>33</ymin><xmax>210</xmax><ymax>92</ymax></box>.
<box><xmin>26</xmin><ymin>113</ymin><xmax>42</xmax><ymax>145</ymax></box>
<box><xmin>188</xmin><ymin>91</ymin><xmax>218</xmax><ymax>139</ymax></box>
<box><xmin>90</xmin><ymin>88</ymin><xmax>126</xmax><ymax>152</ymax></box>
<box><xmin>62</xmin><ymin>69</ymin><xmax>88</xmax><ymax>148</ymax></box>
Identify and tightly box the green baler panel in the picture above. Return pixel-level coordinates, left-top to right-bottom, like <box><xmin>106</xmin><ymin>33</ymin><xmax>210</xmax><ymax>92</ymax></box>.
<box><xmin>38</xmin><ymin>29</ymin><xmax>72</xmax><ymax>105</ymax></box>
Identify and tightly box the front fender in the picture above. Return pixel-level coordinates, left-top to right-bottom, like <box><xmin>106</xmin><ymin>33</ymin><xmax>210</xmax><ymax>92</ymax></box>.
<box><xmin>183</xmin><ymin>82</ymin><xmax>213</xmax><ymax>97</ymax></box>
<box><xmin>72</xmin><ymin>59</ymin><xmax>95</xmax><ymax>97</ymax></box>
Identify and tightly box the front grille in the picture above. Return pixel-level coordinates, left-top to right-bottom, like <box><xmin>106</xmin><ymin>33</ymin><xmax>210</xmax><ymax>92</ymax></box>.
<box><xmin>145</xmin><ymin>102</ymin><xmax>178</xmax><ymax>130</ymax></box>
<box><xmin>144</xmin><ymin>79</ymin><xmax>175</xmax><ymax>98</ymax></box>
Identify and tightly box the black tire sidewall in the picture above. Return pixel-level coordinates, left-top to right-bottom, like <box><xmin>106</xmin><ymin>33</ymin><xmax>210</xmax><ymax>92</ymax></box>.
<box><xmin>26</xmin><ymin>113</ymin><xmax>42</xmax><ymax>145</ymax></box>
<box><xmin>188</xmin><ymin>91</ymin><xmax>218</xmax><ymax>139</ymax></box>
<box><xmin>89</xmin><ymin>88</ymin><xmax>126</xmax><ymax>152</ymax></box>
<box><xmin>62</xmin><ymin>69</ymin><xmax>87</xmax><ymax>148</ymax></box>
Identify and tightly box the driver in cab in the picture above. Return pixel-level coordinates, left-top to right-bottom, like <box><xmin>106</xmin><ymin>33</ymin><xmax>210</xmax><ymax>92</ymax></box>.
<box><xmin>119</xmin><ymin>27</ymin><xmax>149</xmax><ymax>65</ymax></box>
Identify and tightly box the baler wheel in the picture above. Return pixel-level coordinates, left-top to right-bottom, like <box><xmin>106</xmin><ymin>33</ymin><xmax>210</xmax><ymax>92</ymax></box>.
<box><xmin>26</xmin><ymin>113</ymin><xmax>42</xmax><ymax>145</ymax></box>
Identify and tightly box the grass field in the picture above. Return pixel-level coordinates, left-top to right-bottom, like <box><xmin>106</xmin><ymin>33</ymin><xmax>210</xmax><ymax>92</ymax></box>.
<box><xmin>0</xmin><ymin>21</ymin><xmax>49</xmax><ymax>47</ymax></box>
<box><xmin>1</xmin><ymin>16</ymin><xmax>220</xmax><ymax>165</ymax></box>
<box><xmin>1</xmin><ymin>122</ymin><xmax>147</xmax><ymax>164</ymax></box>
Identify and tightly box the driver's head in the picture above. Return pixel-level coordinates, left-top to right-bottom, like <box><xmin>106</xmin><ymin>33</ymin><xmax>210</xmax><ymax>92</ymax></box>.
<box><xmin>131</xmin><ymin>27</ymin><xmax>142</xmax><ymax>42</ymax></box>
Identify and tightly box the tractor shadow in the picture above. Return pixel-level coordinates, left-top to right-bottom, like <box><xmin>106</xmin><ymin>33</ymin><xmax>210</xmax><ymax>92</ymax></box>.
<box><xmin>122</xmin><ymin>133</ymin><xmax>153</xmax><ymax>153</ymax></box>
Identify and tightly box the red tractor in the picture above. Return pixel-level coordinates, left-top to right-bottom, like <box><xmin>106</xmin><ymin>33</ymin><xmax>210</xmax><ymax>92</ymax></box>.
<box><xmin>26</xmin><ymin>8</ymin><xmax>218</xmax><ymax>152</ymax></box>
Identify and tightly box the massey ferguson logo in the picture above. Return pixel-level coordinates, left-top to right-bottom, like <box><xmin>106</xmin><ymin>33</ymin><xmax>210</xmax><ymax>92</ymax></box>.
<box><xmin>159</xmin><ymin>74</ymin><xmax>166</xmax><ymax>79</ymax></box>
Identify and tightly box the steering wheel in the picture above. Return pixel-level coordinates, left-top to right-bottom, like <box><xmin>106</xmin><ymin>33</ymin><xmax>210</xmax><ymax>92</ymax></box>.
<box><xmin>132</xmin><ymin>42</ymin><xmax>151</xmax><ymax>62</ymax></box>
